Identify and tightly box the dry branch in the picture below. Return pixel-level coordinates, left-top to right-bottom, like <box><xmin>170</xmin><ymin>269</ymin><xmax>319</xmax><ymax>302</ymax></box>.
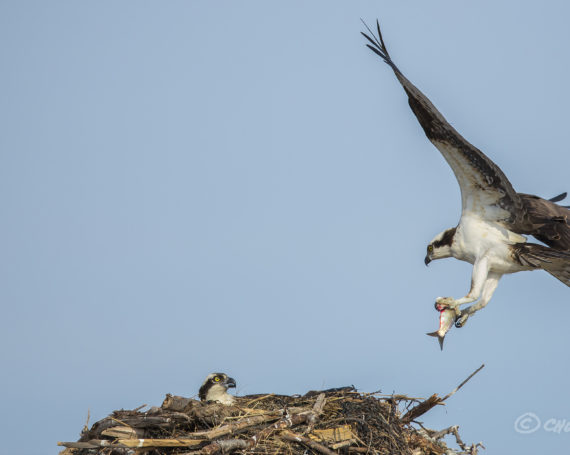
<box><xmin>428</xmin><ymin>425</ymin><xmax>485</xmax><ymax>455</ymax></box>
<box><xmin>401</xmin><ymin>364</ymin><xmax>485</xmax><ymax>424</ymax></box>
<box><xmin>100</xmin><ymin>425</ymin><xmax>142</xmax><ymax>439</ymax></box>
<box><xmin>191</xmin><ymin>412</ymin><xmax>281</xmax><ymax>439</ymax></box>
<box><xmin>441</xmin><ymin>364</ymin><xmax>485</xmax><ymax>402</ymax></box>
<box><xmin>196</xmin><ymin>438</ymin><xmax>249</xmax><ymax>454</ymax></box>
<box><xmin>281</xmin><ymin>430</ymin><xmax>337</xmax><ymax>455</ymax></box>
<box><xmin>400</xmin><ymin>394</ymin><xmax>442</xmax><ymax>424</ymax></box>
<box><xmin>162</xmin><ymin>394</ymin><xmax>196</xmax><ymax>412</ymax></box>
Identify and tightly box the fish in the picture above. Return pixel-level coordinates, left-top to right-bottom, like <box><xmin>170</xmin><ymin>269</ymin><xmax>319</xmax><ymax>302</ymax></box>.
<box><xmin>427</xmin><ymin>309</ymin><xmax>456</xmax><ymax>350</ymax></box>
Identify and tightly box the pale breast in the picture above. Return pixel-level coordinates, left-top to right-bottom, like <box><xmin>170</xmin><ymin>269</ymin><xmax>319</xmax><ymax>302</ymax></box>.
<box><xmin>452</xmin><ymin>215</ymin><xmax>528</xmax><ymax>274</ymax></box>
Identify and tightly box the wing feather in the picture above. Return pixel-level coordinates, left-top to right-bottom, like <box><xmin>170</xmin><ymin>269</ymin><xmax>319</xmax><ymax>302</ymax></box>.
<box><xmin>362</xmin><ymin>21</ymin><xmax>526</xmax><ymax>226</ymax></box>
<box><xmin>519</xmin><ymin>193</ymin><xmax>570</xmax><ymax>250</ymax></box>
<box><xmin>511</xmin><ymin>243</ymin><xmax>570</xmax><ymax>286</ymax></box>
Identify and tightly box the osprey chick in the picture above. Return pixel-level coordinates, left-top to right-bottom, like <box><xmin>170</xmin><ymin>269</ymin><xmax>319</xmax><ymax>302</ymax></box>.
<box><xmin>363</xmin><ymin>21</ymin><xmax>570</xmax><ymax>327</ymax></box>
<box><xmin>198</xmin><ymin>373</ymin><xmax>237</xmax><ymax>405</ymax></box>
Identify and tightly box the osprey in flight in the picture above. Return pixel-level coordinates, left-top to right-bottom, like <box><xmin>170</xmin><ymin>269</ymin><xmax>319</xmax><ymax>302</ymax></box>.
<box><xmin>199</xmin><ymin>372</ymin><xmax>237</xmax><ymax>405</ymax></box>
<box><xmin>362</xmin><ymin>21</ymin><xmax>570</xmax><ymax>327</ymax></box>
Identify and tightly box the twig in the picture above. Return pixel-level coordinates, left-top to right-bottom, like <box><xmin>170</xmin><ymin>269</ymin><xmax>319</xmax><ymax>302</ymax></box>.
<box><xmin>430</xmin><ymin>424</ymin><xmax>460</xmax><ymax>441</ymax></box>
<box><xmin>190</xmin><ymin>413</ymin><xmax>281</xmax><ymax>439</ymax></box>
<box><xmin>400</xmin><ymin>394</ymin><xmax>442</xmax><ymax>424</ymax></box>
<box><xmin>312</xmin><ymin>393</ymin><xmax>326</xmax><ymax>415</ymax></box>
<box><xmin>427</xmin><ymin>424</ymin><xmax>485</xmax><ymax>454</ymax></box>
<box><xmin>58</xmin><ymin>441</ymin><xmax>100</xmax><ymax>449</ymax></box>
<box><xmin>307</xmin><ymin>393</ymin><xmax>326</xmax><ymax>431</ymax></box>
<box><xmin>87</xmin><ymin>438</ymin><xmax>204</xmax><ymax>448</ymax></box>
<box><xmin>280</xmin><ymin>430</ymin><xmax>337</xmax><ymax>455</ymax></box>
<box><xmin>162</xmin><ymin>394</ymin><xmax>196</xmax><ymax>411</ymax></box>
<box><xmin>163</xmin><ymin>411</ymin><xmax>193</xmax><ymax>422</ymax></box>
<box><xmin>195</xmin><ymin>439</ymin><xmax>248</xmax><ymax>454</ymax></box>
<box><xmin>330</xmin><ymin>438</ymin><xmax>357</xmax><ymax>450</ymax></box>
<box><xmin>441</xmin><ymin>364</ymin><xmax>485</xmax><ymax>402</ymax></box>
<box><xmin>244</xmin><ymin>394</ymin><xmax>278</xmax><ymax>406</ymax></box>
<box><xmin>82</xmin><ymin>409</ymin><xmax>90</xmax><ymax>435</ymax></box>
<box><xmin>402</xmin><ymin>364</ymin><xmax>485</xmax><ymax>424</ymax></box>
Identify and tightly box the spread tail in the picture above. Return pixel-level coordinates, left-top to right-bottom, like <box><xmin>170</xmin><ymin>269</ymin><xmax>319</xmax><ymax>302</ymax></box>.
<box><xmin>512</xmin><ymin>243</ymin><xmax>570</xmax><ymax>287</ymax></box>
<box><xmin>543</xmin><ymin>260</ymin><xmax>570</xmax><ymax>287</ymax></box>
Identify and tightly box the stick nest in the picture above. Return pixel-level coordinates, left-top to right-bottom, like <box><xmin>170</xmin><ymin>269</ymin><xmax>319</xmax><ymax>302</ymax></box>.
<box><xmin>59</xmin><ymin>385</ymin><xmax>483</xmax><ymax>455</ymax></box>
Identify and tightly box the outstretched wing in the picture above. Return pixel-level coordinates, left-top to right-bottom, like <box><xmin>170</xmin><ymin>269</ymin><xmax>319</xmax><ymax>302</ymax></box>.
<box><xmin>362</xmin><ymin>21</ymin><xmax>526</xmax><ymax>226</ymax></box>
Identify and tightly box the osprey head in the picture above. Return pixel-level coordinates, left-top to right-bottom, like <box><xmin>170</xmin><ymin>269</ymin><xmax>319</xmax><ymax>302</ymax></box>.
<box><xmin>198</xmin><ymin>372</ymin><xmax>237</xmax><ymax>405</ymax></box>
<box><xmin>425</xmin><ymin>228</ymin><xmax>456</xmax><ymax>265</ymax></box>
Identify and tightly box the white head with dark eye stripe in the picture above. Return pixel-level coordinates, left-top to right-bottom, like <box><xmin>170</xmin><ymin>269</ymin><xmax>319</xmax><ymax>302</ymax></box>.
<box><xmin>425</xmin><ymin>228</ymin><xmax>456</xmax><ymax>265</ymax></box>
<box><xmin>198</xmin><ymin>373</ymin><xmax>237</xmax><ymax>405</ymax></box>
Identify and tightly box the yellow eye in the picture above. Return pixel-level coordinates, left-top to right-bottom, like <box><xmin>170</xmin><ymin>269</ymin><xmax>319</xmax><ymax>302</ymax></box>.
<box><xmin>428</xmin><ymin>245</ymin><xmax>433</xmax><ymax>253</ymax></box>
<box><xmin>214</xmin><ymin>376</ymin><xmax>221</xmax><ymax>382</ymax></box>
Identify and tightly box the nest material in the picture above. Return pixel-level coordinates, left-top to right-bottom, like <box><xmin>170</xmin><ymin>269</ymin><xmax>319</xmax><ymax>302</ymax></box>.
<box><xmin>58</xmin><ymin>384</ymin><xmax>483</xmax><ymax>455</ymax></box>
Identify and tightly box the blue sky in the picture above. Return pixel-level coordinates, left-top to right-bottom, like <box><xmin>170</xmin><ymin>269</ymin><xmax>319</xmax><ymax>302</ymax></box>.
<box><xmin>1</xmin><ymin>2</ymin><xmax>569</xmax><ymax>454</ymax></box>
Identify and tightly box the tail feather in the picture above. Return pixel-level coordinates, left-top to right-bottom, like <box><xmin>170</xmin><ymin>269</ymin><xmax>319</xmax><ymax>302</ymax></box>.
<box><xmin>512</xmin><ymin>243</ymin><xmax>570</xmax><ymax>286</ymax></box>
<box><xmin>547</xmin><ymin>192</ymin><xmax>570</xmax><ymax>207</ymax></box>
<box><xmin>543</xmin><ymin>261</ymin><xmax>570</xmax><ymax>287</ymax></box>
<box><xmin>548</xmin><ymin>192</ymin><xmax>568</xmax><ymax>203</ymax></box>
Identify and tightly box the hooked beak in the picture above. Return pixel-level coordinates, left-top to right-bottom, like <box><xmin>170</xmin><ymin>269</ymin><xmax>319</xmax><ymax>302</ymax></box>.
<box><xmin>225</xmin><ymin>377</ymin><xmax>237</xmax><ymax>388</ymax></box>
<box><xmin>424</xmin><ymin>255</ymin><xmax>431</xmax><ymax>266</ymax></box>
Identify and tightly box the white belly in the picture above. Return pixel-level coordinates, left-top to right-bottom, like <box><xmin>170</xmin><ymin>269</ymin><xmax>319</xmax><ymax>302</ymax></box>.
<box><xmin>451</xmin><ymin>215</ymin><xmax>529</xmax><ymax>274</ymax></box>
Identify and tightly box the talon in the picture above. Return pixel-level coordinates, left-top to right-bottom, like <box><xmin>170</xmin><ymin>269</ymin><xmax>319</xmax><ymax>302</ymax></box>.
<box><xmin>435</xmin><ymin>297</ymin><xmax>460</xmax><ymax>315</ymax></box>
<box><xmin>455</xmin><ymin>313</ymin><xmax>469</xmax><ymax>328</ymax></box>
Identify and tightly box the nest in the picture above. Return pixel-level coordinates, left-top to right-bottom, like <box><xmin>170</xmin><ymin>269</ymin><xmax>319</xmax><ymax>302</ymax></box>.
<box><xmin>58</xmin><ymin>376</ymin><xmax>485</xmax><ymax>455</ymax></box>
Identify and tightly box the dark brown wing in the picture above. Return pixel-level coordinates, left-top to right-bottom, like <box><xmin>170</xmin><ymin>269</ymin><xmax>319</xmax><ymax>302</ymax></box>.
<box><xmin>362</xmin><ymin>21</ymin><xmax>527</xmax><ymax>227</ymax></box>
<box><xmin>519</xmin><ymin>193</ymin><xmax>570</xmax><ymax>251</ymax></box>
<box><xmin>511</xmin><ymin>243</ymin><xmax>570</xmax><ymax>286</ymax></box>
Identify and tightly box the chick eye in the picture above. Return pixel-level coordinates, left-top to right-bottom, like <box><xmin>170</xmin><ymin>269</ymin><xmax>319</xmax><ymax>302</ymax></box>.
<box><xmin>213</xmin><ymin>376</ymin><xmax>221</xmax><ymax>382</ymax></box>
<box><xmin>427</xmin><ymin>245</ymin><xmax>433</xmax><ymax>253</ymax></box>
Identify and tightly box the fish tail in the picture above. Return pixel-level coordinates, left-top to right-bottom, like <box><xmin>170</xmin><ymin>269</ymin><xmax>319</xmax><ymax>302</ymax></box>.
<box><xmin>426</xmin><ymin>331</ymin><xmax>444</xmax><ymax>350</ymax></box>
